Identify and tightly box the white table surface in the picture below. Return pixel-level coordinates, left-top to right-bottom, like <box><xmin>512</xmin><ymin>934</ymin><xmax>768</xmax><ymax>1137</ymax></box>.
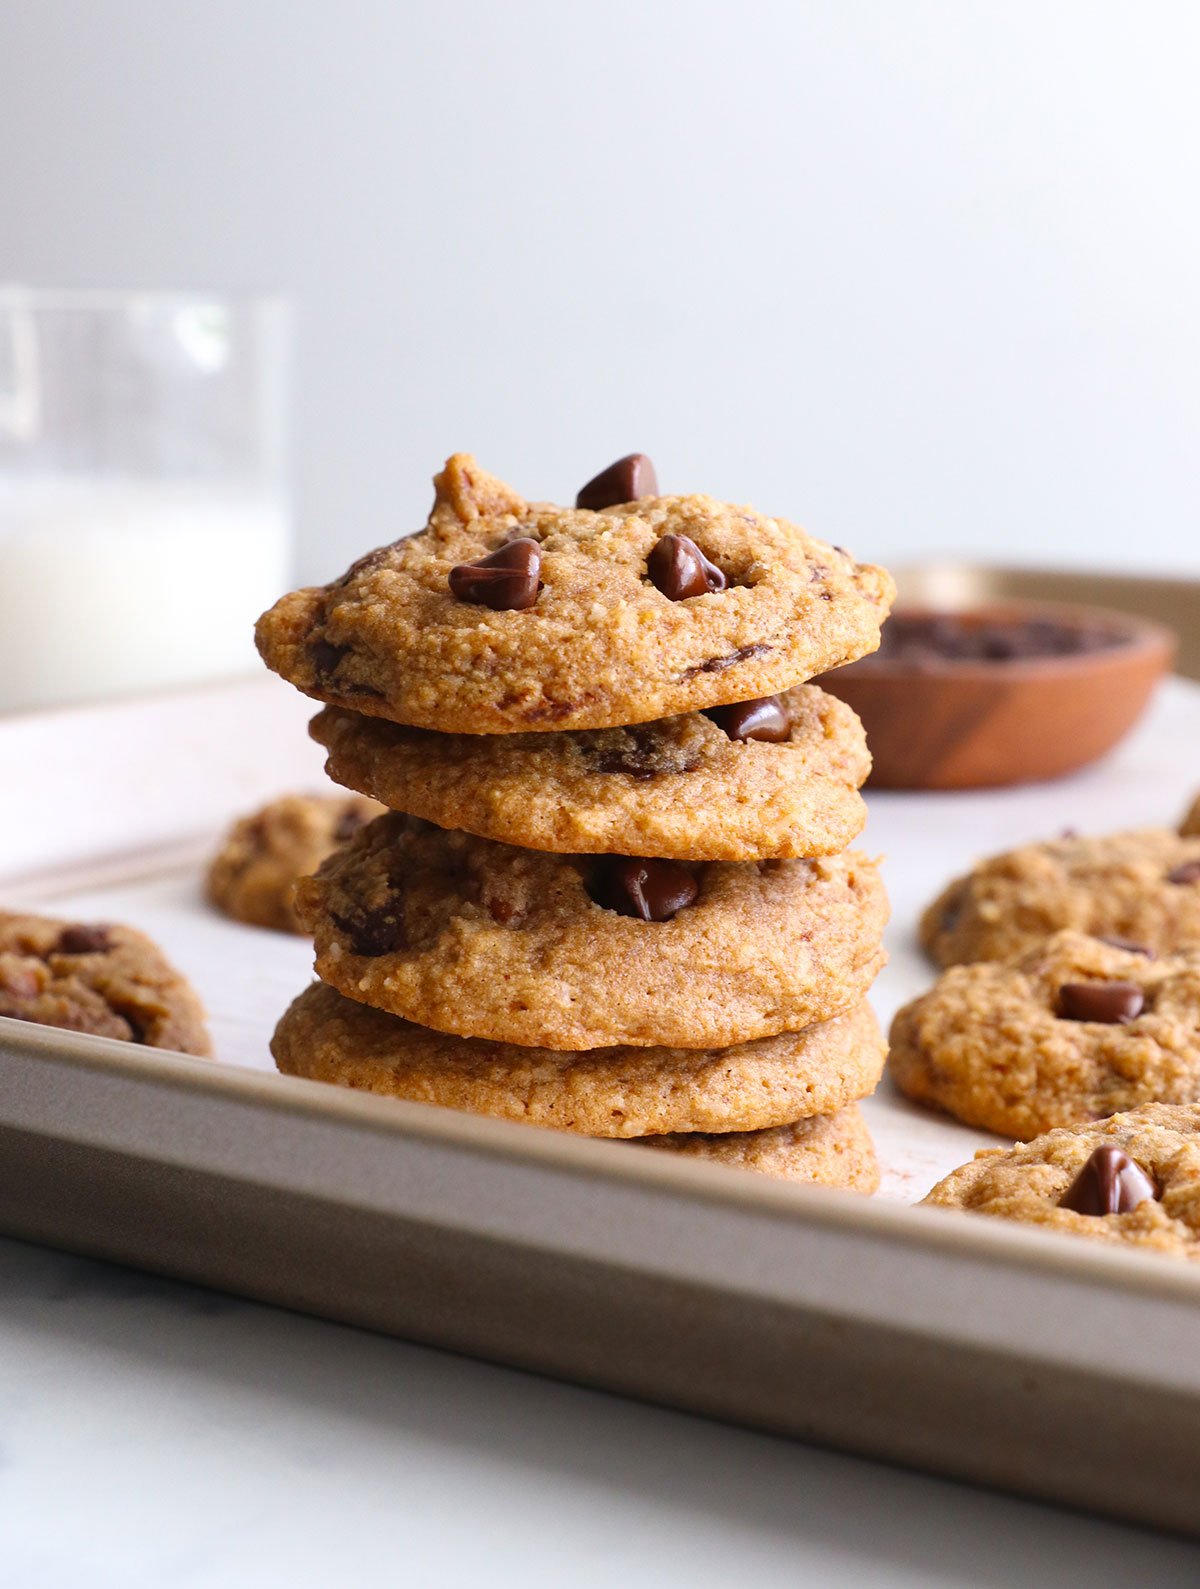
<box><xmin>2</xmin><ymin>1233</ymin><xmax>1198</xmax><ymax>1588</ymax></box>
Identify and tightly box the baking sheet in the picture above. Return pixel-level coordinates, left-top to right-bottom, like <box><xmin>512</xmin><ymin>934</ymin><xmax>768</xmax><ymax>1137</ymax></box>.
<box><xmin>11</xmin><ymin>673</ymin><xmax>1200</xmax><ymax>1202</ymax></box>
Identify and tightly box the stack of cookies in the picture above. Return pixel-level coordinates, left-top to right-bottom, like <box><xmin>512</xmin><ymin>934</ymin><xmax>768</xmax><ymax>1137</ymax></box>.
<box><xmin>258</xmin><ymin>452</ymin><xmax>895</xmax><ymax>1187</ymax></box>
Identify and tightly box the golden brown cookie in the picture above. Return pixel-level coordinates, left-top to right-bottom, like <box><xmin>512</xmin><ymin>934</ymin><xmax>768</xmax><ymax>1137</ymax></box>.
<box><xmin>922</xmin><ymin>1103</ymin><xmax>1200</xmax><ymax>1259</ymax></box>
<box><xmin>891</xmin><ymin>930</ymin><xmax>1200</xmax><ymax>1137</ymax></box>
<box><xmin>206</xmin><ymin>793</ymin><xmax>385</xmax><ymax>933</ymax></box>
<box><xmin>920</xmin><ymin>828</ymin><xmax>1200</xmax><ymax>968</ymax></box>
<box><xmin>271</xmin><ymin>980</ymin><xmax>885</xmax><ymax>1136</ymax></box>
<box><xmin>640</xmin><ymin>1103</ymin><xmax>878</xmax><ymax>1190</ymax></box>
<box><xmin>293</xmin><ymin>814</ymin><xmax>888</xmax><ymax>1050</ymax></box>
<box><xmin>255</xmin><ymin>453</ymin><xmax>895</xmax><ymax>735</ymax></box>
<box><xmin>0</xmin><ymin>911</ymin><xmax>210</xmax><ymax>1055</ymax></box>
<box><xmin>310</xmin><ymin>683</ymin><xmax>870</xmax><ymax>861</ymax></box>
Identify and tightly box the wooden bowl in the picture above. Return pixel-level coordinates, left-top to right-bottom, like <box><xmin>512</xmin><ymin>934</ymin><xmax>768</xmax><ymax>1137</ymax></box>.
<box><xmin>816</xmin><ymin>601</ymin><xmax>1176</xmax><ymax>790</ymax></box>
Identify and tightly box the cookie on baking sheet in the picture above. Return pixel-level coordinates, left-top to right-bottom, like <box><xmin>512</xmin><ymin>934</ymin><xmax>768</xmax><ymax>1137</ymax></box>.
<box><xmin>310</xmin><ymin>683</ymin><xmax>870</xmax><ymax>862</ymax></box>
<box><xmin>206</xmin><ymin>792</ymin><xmax>385</xmax><ymax>934</ymax></box>
<box><xmin>890</xmin><ymin>930</ymin><xmax>1200</xmax><ymax>1138</ymax></box>
<box><xmin>921</xmin><ymin>1103</ymin><xmax>1200</xmax><ymax>1259</ymax></box>
<box><xmin>0</xmin><ymin>911</ymin><xmax>210</xmax><ymax>1056</ymax></box>
<box><xmin>639</xmin><ymin>1103</ymin><xmax>879</xmax><ymax>1190</ymax></box>
<box><xmin>255</xmin><ymin>453</ymin><xmax>895</xmax><ymax>735</ymax></box>
<box><xmin>271</xmin><ymin>980</ymin><xmax>886</xmax><ymax>1137</ymax></box>
<box><xmin>920</xmin><ymin>828</ymin><xmax>1200</xmax><ymax>968</ymax></box>
<box><xmin>292</xmin><ymin>814</ymin><xmax>888</xmax><ymax>1050</ymax></box>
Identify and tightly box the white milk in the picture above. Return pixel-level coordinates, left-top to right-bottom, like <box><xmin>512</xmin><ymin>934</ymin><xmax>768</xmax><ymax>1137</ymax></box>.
<box><xmin>0</xmin><ymin>478</ymin><xmax>290</xmax><ymax>712</ymax></box>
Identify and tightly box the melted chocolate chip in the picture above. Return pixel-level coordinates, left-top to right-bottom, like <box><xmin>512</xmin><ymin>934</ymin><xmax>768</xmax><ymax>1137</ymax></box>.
<box><xmin>1095</xmin><ymin>935</ymin><xmax>1154</xmax><ymax>958</ymax></box>
<box><xmin>310</xmin><ymin>639</ymin><xmax>351</xmax><ymax>679</ymax></box>
<box><xmin>55</xmin><ymin>924</ymin><xmax>113</xmax><ymax>955</ymax></box>
<box><xmin>705</xmin><ymin>695</ymin><xmax>791</xmax><ymax>743</ymax></box>
<box><xmin>647</xmin><ymin>535</ymin><xmax>727</xmax><ymax>600</ymax></box>
<box><xmin>587</xmin><ymin>857</ymin><xmax>698</xmax><ymax>921</ymax></box>
<box><xmin>334</xmin><ymin>808</ymin><xmax>371</xmax><ymax>843</ymax></box>
<box><xmin>448</xmin><ymin>538</ymin><xmax>542</xmax><ymax>611</ymax></box>
<box><xmin>331</xmin><ymin>905</ymin><xmax>405</xmax><ymax>958</ymax></box>
<box><xmin>1168</xmin><ymin>860</ymin><xmax>1200</xmax><ymax>885</ymax></box>
<box><xmin>1059</xmin><ymin>1145</ymin><xmax>1159</xmax><ymax>1216</ymax></box>
<box><xmin>682</xmin><ymin>644</ymin><xmax>772</xmax><ymax>680</ymax></box>
<box><xmin>576</xmin><ymin>454</ymin><xmax>659</xmax><ymax>511</ymax></box>
<box><xmin>1055</xmin><ymin>981</ymin><xmax>1145</xmax><ymax>1024</ymax></box>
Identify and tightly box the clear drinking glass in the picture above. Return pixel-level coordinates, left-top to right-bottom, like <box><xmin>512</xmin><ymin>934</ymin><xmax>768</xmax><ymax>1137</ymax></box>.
<box><xmin>0</xmin><ymin>288</ymin><xmax>291</xmax><ymax>713</ymax></box>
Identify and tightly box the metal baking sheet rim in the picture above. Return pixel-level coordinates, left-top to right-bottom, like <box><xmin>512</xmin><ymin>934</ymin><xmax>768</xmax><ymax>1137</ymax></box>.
<box><xmin>5</xmin><ymin>1014</ymin><xmax>1200</xmax><ymax>1536</ymax></box>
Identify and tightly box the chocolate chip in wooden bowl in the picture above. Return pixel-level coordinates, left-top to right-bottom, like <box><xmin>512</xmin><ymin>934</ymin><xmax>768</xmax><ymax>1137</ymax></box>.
<box><xmin>1055</xmin><ymin>981</ymin><xmax>1145</xmax><ymax>1024</ymax></box>
<box><xmin>576</xmin><ymin>453</ymin><xmax>659</xmax><ymax>511</ymax></box>
<box><xmin>647</xmin><ymin>535</ymin><xmax>727</xmax><ymax>600</ymax></box>
<box><xmin>1167</xmin><ymin>859</ymin><xmax>1200</xmax><ymax>885</ymax></box>
<box><xmin>705</xmin><ymin>695</ymin><xmax>792</xmax><ymax>743</ymax></box>
<box><xmin>448</xmin><ymin>538</ymin><xmax>542</xmax><ymax>611</ymax></box>
<box><xmin>587</xmin><ymin>857</ymin><xmax>698</xmax><ymax>921</ymax></box>
<box><xmin>1059</xmin><ymin>1144</ymin><xmax>1159</xmax><ymax>1216</ymax></box>
<box><xmin>55</xmin><ymin>924</ymin><xmax>113</xmax><ymax>955</ymax></box>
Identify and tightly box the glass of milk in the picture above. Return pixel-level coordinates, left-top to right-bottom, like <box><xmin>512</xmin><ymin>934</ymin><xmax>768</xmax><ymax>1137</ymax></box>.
<box><xmin>0</xmin><ymin>288</ymin><xmax>291</xmax><ymax>713</ymax></box>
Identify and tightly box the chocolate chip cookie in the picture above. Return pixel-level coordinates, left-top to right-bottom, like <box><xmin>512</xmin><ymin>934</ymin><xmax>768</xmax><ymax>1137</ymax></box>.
<box><xmin>310</xmin><ymin>682</ymin><xmax>869</xmax><ymax>861</ymax></box>
<box><xmin>255</xmin><ymin>453</ymin><xmax>895</xmax><ymax>735</ymax></box>
<box><xmin>207</xmin><ymin>793</ymin><xmax>385</xmax><ymax>933</ymax></box>
<box><xmin>922</xmin><ymin>1102</ymin><xmax>1200</xmax><ymax>1258</ymax></box>
<box><xmin>0</xmin><ymin>911</ymin><xmax>210</xmax><ymax>1055</ymax></box>
<box><xmin>891</xmin><ymin>930</ymin><xmax>1200</xmax><ymax>1137</ymax></box>
<box><xmin>641</xmin><ymin>1102</ymin><xmax>879</xmax><ymax>1190</ymax></box>
<box><xmin>921</xmin><ymin>828</ymin><xmax>1200</xmax><ymax>968</ymax></box>
<box><xmin>293</xmin><ymin>814</ymin><xmax>888</xmax><ymax>1049</ymax></box>
<box><xmin>271</xmin><ymin>980</ymin><xmax>885</xmax><ymax>1136</ymax></box>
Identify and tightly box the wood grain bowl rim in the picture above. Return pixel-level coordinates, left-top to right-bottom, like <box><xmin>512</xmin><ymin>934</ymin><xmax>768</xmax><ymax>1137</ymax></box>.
<box><xmin>844</xmin><ymin>598</ymin><xmax>1177</xmax><ymax>682</ymax></box>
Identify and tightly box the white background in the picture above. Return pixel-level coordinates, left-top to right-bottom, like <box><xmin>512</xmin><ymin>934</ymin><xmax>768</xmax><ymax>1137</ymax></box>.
<box><xmin>1</xmin><ymin>0</ymin><xmax>1197</xmax><ymax>583</ymax></box>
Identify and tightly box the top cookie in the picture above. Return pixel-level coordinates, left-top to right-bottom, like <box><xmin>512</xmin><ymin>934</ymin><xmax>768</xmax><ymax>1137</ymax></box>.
<box><xmin>309</xmin><ymin>683</ymin><xmax>870</xmax><ymax>861</ymax></box>
<box><xmin>255</xmin><ymin>453</ymin><xmax>895</xmax><ymax>734</ymax></box>
<box><xmin>0</xmin><ymin>910</ymin><xmax>211</xmax><ymax>1056</ymax></box>
<box><xmin>921</xmin><ymin>827</ymin><xmax>1200</xmax><ymax>967</ymax></box>
<box><xmin>922</xmin><ymin>1103</ymin><xmax>1200</xmax><ymax>1260</ymax></box>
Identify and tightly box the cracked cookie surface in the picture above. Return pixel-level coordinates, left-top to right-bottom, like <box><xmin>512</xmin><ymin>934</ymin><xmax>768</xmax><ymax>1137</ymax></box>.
<box><xmin>0</xmin><ymin>911</ymin><xmax>210</xmax><ymax>1055</ymax></box>
<box><xmin>293</xmin><ymin>813</ymin><xmax>888</xmax><ymax>1050</ymax></box>
<box><xmin>255</xmin><ymin>454</ymin><xmax>894</xmax><ymax>734</ymax></box>
<box><xmin>922</xmin><ymin>1102</ymin><xmax>1200</xmax><ymax>1258</ymax></box>
<box><xmin>272</xmin><ymin>980</ymin><xmax>885</xmax><ymax>1136</ymax></box>
<box><xmin>891</xmin><ymin>931</ymin><xmax>1200</xmax><ymax>1137</ymax></box>
<box><xmin>310</xmin><ymin>684</ymin><xmax>869</xmax><ymax>861</ymax></box>
<box><xmin>921</xmin><ymin>828</ymin><xmax>1200</xmax><ymax>967</ymax></box>
<box><xmin>207</xmin><ymin>792</ymin><xmax>385</xmax><ymax>933</ymax></box>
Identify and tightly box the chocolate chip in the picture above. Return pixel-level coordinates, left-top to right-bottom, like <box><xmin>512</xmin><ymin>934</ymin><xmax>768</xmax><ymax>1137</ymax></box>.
<box><xmin>587</xmin><ymin>857</ymin><xmax>698</xmax><ymax>921</ymax></box>
<box><xmin>55</xmin><ymin>925</ymin><xmax>113</xmax><ymax>955</ymax></box>
<box><xmin>331</xmin><ymin>906</ymin><xmax>405</xmax><ymax>958</ymax></box>
<box><xmin>705</xmin><ymin>695</ymin><xmax>791</xmax><ymax>743</ymax></box>
<box><xmin>1059</xmin><ymin>1145</ymin><xmax>1159</xmax><ymax>1216</ymax></box>
<box><xmin>334</xmin><ymin>808</ymin><xmax>371</xmax><ymax>843</ymax></box>
<box><xmin>1168</xmin><ymin>859</ymin><xmax>1200</xmax><ymax>885</ymax></box>
<box><xmin>1055</xmin><ymin>981</ymin><xmax>1145</xmax><ymax>1024</ymax></box>
<box><xmin>647</xmin><ymin>535</ymin><xmax>727</xmax><ymax>600</ymax></box>
<box><xmin>448</xmin><ymin>538</ymin><xmax>542</xmax><ymax>611</ymax></box>
<box><xmin>311</xmin><ymin>639</ymin><xmax>350</xmax><ymax>679</ymax></box>
<box><xmin>576</xmin><ymin>454</ymin><xmax>659</xmax><ymax>511</ymax></box>
<box><xmin>682</xmin><ymin>644</ymin><xmax>771</xmax><ymax>680</ymax></box>
<box><xmin>1095</xmin><ymin>935</ymin><xmax>1154</xmax><ymax>958</ymax></box>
